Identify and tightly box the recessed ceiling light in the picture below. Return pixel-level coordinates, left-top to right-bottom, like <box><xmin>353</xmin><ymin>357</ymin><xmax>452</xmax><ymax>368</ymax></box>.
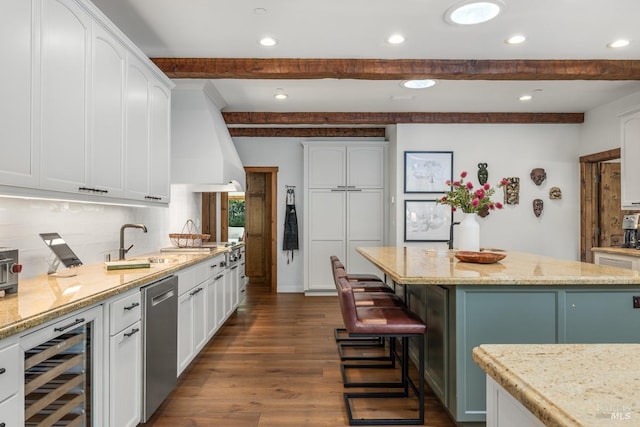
<box><xmin>506</xmin><ymin>35</ymin><xmax>526</xmax><ymax>45</ymax></box>
<box><xmin>608</xmin><ymin>39</ymin><xmax>630</xmax><ymax>48</ymax></box>
<box><xmin>259</xmin><ymin>37</ymin><xmax>277</xmax><ymax>47</ymax></box>
<box><xmin>387</xmin><ymin>34</ymin><xmax>406</xmax><ymax>44</ymax></box>
<box><xmin>274</xmin><ymin>88</ymin><xmax>288</xmax><ymax>100</ymax></box>
<box><xmin>445</xmin><ymin>1</ymin><xmax>503</xmax><ymax>25</ymax></box>
<box><xmin>401</xmin><ymin>79</ymin><xmax>437</xmax><ymax>89</ymax></box>
<box><xmin>519</xmin><ymin>95</ymin><xmax>533</xmax><ymax>101</ymax></box>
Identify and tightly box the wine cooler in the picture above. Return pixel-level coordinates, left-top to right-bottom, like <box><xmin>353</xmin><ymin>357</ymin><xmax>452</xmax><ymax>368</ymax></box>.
<box><xmin>20</xmin><ymin>306</ymin><xmax>103</xmax><ymax>426</ymax></box>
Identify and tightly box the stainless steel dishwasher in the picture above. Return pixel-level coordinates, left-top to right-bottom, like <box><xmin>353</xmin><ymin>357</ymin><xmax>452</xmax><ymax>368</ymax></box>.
<box><xmin>141</xmin><ymin>274</ymin><xmax>178</xmax><ymax>422</ymax></box>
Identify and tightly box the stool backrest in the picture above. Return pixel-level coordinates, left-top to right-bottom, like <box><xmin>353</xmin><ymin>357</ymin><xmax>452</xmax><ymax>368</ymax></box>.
<box><xmin>336</xmin><ymin>276</ymin><xmax>358</xmax><ymax>332</ymax></box>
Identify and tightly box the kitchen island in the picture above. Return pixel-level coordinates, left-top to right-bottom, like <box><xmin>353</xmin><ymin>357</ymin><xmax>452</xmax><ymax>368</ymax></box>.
<box><xmin>356</xmin><ymin>247</ymin><xmax>640</xmax><ymax>426</ymax></box>
<box><xmin>473</xmin><ymin>343</ymin><xmax>640</xmax><ymax>426</ymax></box>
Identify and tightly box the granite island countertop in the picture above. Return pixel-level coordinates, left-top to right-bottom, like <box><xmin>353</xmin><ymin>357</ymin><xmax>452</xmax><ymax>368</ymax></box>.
<box><xmin>0</xmin><ymin>248</ymin><xmax>229</xmax><ymax>340</ymax></box>
<box><xmin>473</xmin><ymin>344</ymin><xmax>640</xmax><ymax>427</ymax></box>
<box><xmin>591</xmin><ymin>247</ymin><xmax>640</xmax><ymax>258</ymax></box>
<box><xmin>356</xmin><ymin>246</ymin><xmax>640</xmax><ymax>285</ymax></box>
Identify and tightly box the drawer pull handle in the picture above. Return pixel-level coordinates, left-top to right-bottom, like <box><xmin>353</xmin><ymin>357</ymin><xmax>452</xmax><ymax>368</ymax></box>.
<box><xmin>210</xmin><ymin>264</ymin><xmax>218</xmax><ymax>268</ymax></box>
<box><xmin>124</xmin><ymin>328</ymin><xmax>140</xmax><ymax>338</ymax></box>
<box><xmin>54</xmin><ymin>318</ymin><xmax>85</xmax><ymax>332</ymax></box>
<box><xmin>189</xmin><ymin>287</ymin><xmax>203</xmax><ymax>296</ymax></box>
<box><xmin>231</xmin><ymin>266</ymin><xmax>238</xmax><ymax>270</ymax></box>
<box><xmin>214</xmin><ymin>274</ymin><xmax>224</xmax><ymax>280</ymax></box>
<box><xmin>124</xmin><ymin>302</ymin><xmax>140</xmax><ymax>311</ymax></box>
<box><xmin>0</xmin><ymin>368</ymin><xmax>5</xmax><ymax>375</ymax></box>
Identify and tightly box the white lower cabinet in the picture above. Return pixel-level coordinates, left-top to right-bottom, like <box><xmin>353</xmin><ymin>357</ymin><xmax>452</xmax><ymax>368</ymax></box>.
<box><xmin>0</xmin><ymin>343</ymin><xmax>22</xmax><ymax>426</ymax></box>
<box><xmin>109</xmin><ymin>320</ymin><xmax>142</xmax><ymax>427</ymax></box>
<box><xmin>593</xmin><ymin>251</ymin><xmax>640</xmax><ymax>270</ymax></box>
<box><xmin>215</xmin><ymin>270</ymin><xmax>227</xmax><ymax>328</ymax></box>
<box><xmin>177</xmin><ymin>283</ymin><xmax>206</xmax><ymax>376</ymax></box>
<box><xmin>108</xmin><ymin>291</ymin><xmax>142</xmax><ymax>427</ymax></box>
<box><xmin>0</xmin><ymin>393</ymin><xmax>23</xmax><ymax>426</ymax></box>
<box><xmin>486</xmin><ymin>376</ymin><xmax>544</xmax><ymax>427</ymax></box>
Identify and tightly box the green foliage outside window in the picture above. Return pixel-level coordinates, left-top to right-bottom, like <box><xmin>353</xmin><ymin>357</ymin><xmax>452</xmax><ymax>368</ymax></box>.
<box><xmin>229</xmin><ymin>199</ymin><xmax>246</xmax><ymax>227</ymax></box>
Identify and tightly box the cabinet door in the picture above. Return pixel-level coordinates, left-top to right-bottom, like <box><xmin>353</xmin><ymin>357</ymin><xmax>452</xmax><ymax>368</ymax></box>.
<box><xmin>205</xmin><ymin>277</ymin><xmax>217</xmax><ymax>339</ymax></box>
<box><xmin>91</xmin><ymin>24</ymin><xmax>125</xmax><ymax>198</ymax></box>
<box><xmin>109</xmin><ymin>321</ymin><xmax>142</xmax><ymax>427</ymax></box>
<box><xmin>147</xmin><ymin>81</ymin><xmax>171</xmax><ymax>203</ymax></box>
<box><xmin>177</xmin><ymin>292</ymin><xmax>194</xmax><ymax>375</ymax></box>
<box><xmin>0</xmin><ymin>0</ymin><xmax>37</xmax><ymax>188</ymax></box>
<box><xmin>193</xmin><ymin>286</ymin><xmax>207</xmax><ymax>353</ymax></box>
<box><xmin>216</xmin><ymin>272</ymin><xmax>226</xmax><ymax>327</ymax></box>
<box><xmin>307</xmin><ymin>190</ymin><xmax>346</xmax><ymax>290</ymax></box>
<box><xmin>125</xmin><ymin>55</ymin><xmax>151</xmax><ymax>201</ymax></box>
<box><xmin>346</xmin><ymin>189</ymin><xmax>384</xmax><ymax>274</ymax></box>
<box><xmin>347</xmin><ymin>146</ymin><xmax>385</xmax><ymax>189</ymax></box>
<box><xmin>229</xmin><ymin>265</ymin><xmax>240</xmax><ymax>310</ymax></box>
<box><xmin>307</xmin><ymin>146</ymin><xmax>345</xmax><ymax>188</ymax></box>
<box><xmin>40</xmin><ymin>0</ymin><xmax>91</xmax><ymax>193</ymax></box>
<box><xmin>621</xmin><ymin>110</ymin><xmax>640</xmax><ymax>208</ymax></box>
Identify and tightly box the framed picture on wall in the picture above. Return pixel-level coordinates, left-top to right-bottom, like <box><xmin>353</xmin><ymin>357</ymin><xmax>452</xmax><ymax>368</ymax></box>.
<box><xmin>404</xmin><ymin>151</ymin><xmax>453</xmax><ymax>193</ymax></box>
<box><xmin>404</xmin><ymin>200</ymin><xmax>452</xmax><ymax>242</ymax></box>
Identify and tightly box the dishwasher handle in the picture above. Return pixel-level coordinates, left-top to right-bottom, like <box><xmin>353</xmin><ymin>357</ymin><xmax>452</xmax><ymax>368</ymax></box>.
<box><xmin>152</xmin><ymin>289</ymin><xmax>175</xmax><ymax>306</ymax></box>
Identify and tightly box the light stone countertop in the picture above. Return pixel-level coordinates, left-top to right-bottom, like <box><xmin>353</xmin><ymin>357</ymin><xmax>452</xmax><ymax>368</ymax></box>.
<box><xmin>591</xmin><ymin>247</ymin><xmax>640</xmax><ymax>258</ymax></box>
<box><xmin>0</xmin><ymin>248</ymin><xmax>229</xmax><ymax>340</ymax></box>
<box><xmin>473</xmin><ymin>344</ymin><xmax>640</xmax><ymax>427</ymax></box>
<box><xmin>356</xmin><ymin>246</ymin><xmax>640</xmax><ymax>285</ymax></box>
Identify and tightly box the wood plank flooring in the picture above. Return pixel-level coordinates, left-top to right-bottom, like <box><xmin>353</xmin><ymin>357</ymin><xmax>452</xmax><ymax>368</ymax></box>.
<box><xmin>142</xmin><ymin>285</ymin><xmax>456</xmax><ymax>427</ymax></box>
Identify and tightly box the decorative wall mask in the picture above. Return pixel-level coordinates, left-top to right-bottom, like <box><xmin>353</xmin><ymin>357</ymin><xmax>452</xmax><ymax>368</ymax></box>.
<box><xmin>477</xmin><ymin>163</ymin><xmax>488</xmax><ymax>185</ymax></box>
<box><xmin>503</xmin><ymin>177</ymin><xmax>520</xmax><ymax>205</ymax></box>
<box><xmin>549</xmin><ymin>187</ymin><xmax>562</xmax><ymax>200</ymax></box>
<box><xmin>530</xmin><ymin>168</ymin><xmax>547</xmax><ymax>186</ymax></box>
<box><xmin>533</xmin><ymin>199</ymin><xmax>544</xmax><ymax>217</ymax></box>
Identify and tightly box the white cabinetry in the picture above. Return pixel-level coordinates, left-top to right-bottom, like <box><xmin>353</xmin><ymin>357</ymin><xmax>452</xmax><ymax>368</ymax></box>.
<box><xmin>303</xmin><ymin>142</ymin><xmax>387</xmax><ymax>293</ymax></box>
<box><xmin>0</xmin><ymin>343</ymin><xmax>23</xmax><ymax>426</ymax></box>
<box><xmin>0</xmin><ymin>0</ymin><xmax>38</xmax><ymax>188</ymax></box>
<box><xmin>108</xmin><ymin>291</ymin><xmax>142</xmax><ymax>427</ymax></box>
<box><xmin>593</xmin><ymin>251</ymin><xmax>640</xmax><ymax>270</ymax></box>
<box><xmin>0</xmin><ymin>0</ymin><xmax>173</xmax><ymax>205</ymax></box>
<box><xmin>620</xmin><ymin>108</ymin><xmax>640</xmax><ymax>209</ymax></box>
<box><xmin>485</xmin><ymin>376</ymin><xmax>544</xmax><ymax>427</ymax></box>
<box><xmin>177</xmin><ymin>266</ymin><xmax>206</xmax><ymax>375</ymax></box>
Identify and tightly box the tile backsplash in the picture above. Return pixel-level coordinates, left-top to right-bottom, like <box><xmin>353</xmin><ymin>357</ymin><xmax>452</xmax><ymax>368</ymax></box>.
<box><xmin>0</xmin><ymin>186</ymin><xmax>200</xmax><ymax>279</ymax></box>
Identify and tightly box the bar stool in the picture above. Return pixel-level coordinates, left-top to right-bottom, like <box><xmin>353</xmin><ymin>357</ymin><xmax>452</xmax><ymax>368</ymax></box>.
<box><xmin>331</xmin><ymin>255</ymin><xmax>384</xmax><ymax>283</ymax></box>
<box><xmin>337</xmin><ymin>277</ymin><xmax>426</xmax><ymax>426</ymax></box>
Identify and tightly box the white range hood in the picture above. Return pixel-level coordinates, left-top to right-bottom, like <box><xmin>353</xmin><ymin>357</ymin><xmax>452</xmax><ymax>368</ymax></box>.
<box><xmin>170</xmin><ymin>80</ymin><xmax>245</xmax><ymax>192</ymax></box>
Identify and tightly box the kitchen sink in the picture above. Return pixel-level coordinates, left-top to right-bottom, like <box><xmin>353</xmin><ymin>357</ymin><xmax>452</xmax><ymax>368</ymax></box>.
<box><xmin>147</xmin><ymin>256</ymin><xmax>180</xmax><ymax>264</ymax></box>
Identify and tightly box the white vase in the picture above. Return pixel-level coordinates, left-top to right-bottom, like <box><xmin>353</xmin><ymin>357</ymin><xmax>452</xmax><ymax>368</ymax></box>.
<box><xmin>457</xmin><ymin>213</ymin><xmax>480</xmax><ymax>252</ymax></box>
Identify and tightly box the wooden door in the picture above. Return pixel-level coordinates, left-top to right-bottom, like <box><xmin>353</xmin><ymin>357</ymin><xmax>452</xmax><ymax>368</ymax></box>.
<box><xmin>245</xmin><ymin>173</ymin><xmax>266</xmax><ymax>283</ymax></box>
<box><xmin>599</xmin><ymin>162</ymin><xmax>625</xmax><ymax>247</ymax></box>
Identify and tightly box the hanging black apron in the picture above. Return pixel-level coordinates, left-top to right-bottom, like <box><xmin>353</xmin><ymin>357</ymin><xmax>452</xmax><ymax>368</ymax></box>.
<box><xmin>283</xmin><ymin>188</ymin><xmax>299</xmax><ymax>263</ymax></box>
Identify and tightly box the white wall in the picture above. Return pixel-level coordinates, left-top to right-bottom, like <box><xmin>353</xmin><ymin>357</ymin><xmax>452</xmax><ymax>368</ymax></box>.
<box><xmin>233</xmin><ymin>137</ymin><xmax>305</xmax><ymax>293</ymax></box>
<box><xmin>580</xmin><ymin>89</ymin><xmax>640</xmax><ymax>156</ymax></box>
<box><xmin>1</xmin><ymin>186</ymin><xmax>200</xmax><ymax>279</ymax></box>
<box><xmin>395</xmin><ymin>124</ymin><xmax>582</xmax><ymax>260</ymax></box>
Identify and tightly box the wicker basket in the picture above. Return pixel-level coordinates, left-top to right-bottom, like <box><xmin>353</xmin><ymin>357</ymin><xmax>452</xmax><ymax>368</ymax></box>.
<box><xmin>169</xmin><ymin>219</ymin><xmax>210</xmax><ymax>247</ymax></box>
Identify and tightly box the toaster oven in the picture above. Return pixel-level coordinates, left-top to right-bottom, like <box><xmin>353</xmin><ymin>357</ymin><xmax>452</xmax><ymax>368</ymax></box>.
<box><xmin>0</xmin><ymin>248</ymin><xmax>21</xmax><ymax>294</ymax></box>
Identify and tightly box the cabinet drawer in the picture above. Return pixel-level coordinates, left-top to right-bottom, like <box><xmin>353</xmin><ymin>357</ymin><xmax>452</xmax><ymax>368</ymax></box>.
<box><xmin>0</xmin><ymin>344</ymin><xmax>20</xmax><ymax>404</ymax></box>
<box><xmin>110</xmin><ymin>291</ymin><xmax>142</xmax><ymax>334</ymax></box>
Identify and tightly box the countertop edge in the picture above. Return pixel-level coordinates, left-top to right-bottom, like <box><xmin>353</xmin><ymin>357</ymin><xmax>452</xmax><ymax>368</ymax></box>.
<box><xmin>591</xmin><ymin>247</ymin><xmax>640</xmax><ymax>257</ymax></box>
<box><xmin>0</xmin><ymin>249</ymin><xmax>229</xmax><ymax>340</ymax></box>
<box><xmin>472</xmin><ymin>346</ymin><xmax>581</xmax><ymax>427</ymax></box>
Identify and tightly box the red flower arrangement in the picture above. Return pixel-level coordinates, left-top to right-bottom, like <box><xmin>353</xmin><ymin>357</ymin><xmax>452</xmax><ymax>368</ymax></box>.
<box><xmin>437</xmin><ymin>171</ymin><xmax>507</xmax><ymax>214</ymax></box>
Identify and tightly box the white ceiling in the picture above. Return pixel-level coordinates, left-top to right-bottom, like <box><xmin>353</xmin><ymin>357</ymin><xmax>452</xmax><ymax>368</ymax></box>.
<box><xmin>91</xmin><ymin>0</ymin><xmax>640</xmax><ymax>114</ymax></box>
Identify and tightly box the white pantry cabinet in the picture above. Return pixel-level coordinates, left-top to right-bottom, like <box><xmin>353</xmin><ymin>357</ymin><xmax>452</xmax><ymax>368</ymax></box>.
<box><xmin>303</xmin><ymin>142</ymin><xmax>387</xmax><ymax>293</ymax></box>
<box><xmin>620</xmin><ymin>107</ymin><xmax>640</xmax><ymax>209</ymax></box>
<box><xmin>0</xmin><ymin>0</ymin><xmax>173</xmax><ymax>205</ymax></box>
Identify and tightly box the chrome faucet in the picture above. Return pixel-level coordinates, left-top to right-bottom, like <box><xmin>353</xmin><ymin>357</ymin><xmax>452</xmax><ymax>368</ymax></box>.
<box><xmin>119</xmin><ymin>224</ymin><xmax>148</xmax><ymax>260</ymax></box>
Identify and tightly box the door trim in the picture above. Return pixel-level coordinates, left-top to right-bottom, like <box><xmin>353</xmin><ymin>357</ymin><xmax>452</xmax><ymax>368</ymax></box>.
<box><xmin>579</xmin><ymin>148</ymin><xmax>620</xmax><ymax>262</ymax></box>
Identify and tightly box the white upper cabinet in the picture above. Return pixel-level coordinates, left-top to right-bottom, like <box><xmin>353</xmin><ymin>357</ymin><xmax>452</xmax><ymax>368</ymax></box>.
<box><xmin>39</xmin><ymin>0</ymin><xmax>91</xmax><ymax>193</ymax></box>
<box><xmin>91</xmin><ymin>23</ymin><xmax>126</xmax><ymax>198</ymax></box>
<box><xmin>621</xmin><ymin>108</ymin><xmax>640</xmax><ymax>209</ymax></box>
<box><xmin>306</xmin><ymin>144</ymin><xmax>385</xmax><ymax>189</ymax></box>
<box><xmin>307</xmin><ymin>146</ymin><xmax>346</xmax><ymax>188</ymax></box>
<box><xmin>0</xmin><ymin>0</ymin><xmax>173</xmax><ymax>205</ymax></box>
<box><xmin>347</xmin><ymin>146</ymin><xmax>385</xmax><ymax>188</ymax></box>
<box><xmin>0</xmin><ymin>0</ymin><xmax>38</xmax><ymax>188</ymax></box>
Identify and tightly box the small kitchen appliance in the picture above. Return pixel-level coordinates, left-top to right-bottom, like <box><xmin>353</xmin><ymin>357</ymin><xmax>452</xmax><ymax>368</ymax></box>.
<box><xmin>621</xmin><ymin>214</ymin><xmax>640</xmax><ymax>248</ymax></box>
<box><xmin>0</xmin><ymin>248</ymin><xmax>22</xmax><ymax>294</ymax></box>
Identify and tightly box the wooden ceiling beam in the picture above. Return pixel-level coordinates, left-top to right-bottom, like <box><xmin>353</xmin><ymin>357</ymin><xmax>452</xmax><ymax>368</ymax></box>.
<box><xmin>222</xmin><ymin>112</ymin><xmax>584</xmax><ymax>125</ymax></box>
<box><xmin>152</xmin><ymin>58</ymin><xmax>640</xmax><ymax>80</ymax></box>
<box><xmin>228</xmin><ymin>127</ymin><xmax>386</xmax><ymax>138</ymax></box>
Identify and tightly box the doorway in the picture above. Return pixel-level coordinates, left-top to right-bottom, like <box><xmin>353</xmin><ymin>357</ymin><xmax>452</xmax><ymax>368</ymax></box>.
<box><xmin>245</xmin><ymin>167</ymin><xmax>278</xmax><ymax>293</ymax></box>
<box><xmin>580</xmin><ymin>148</ymin><xmax>635</xmax><ymax>262</ymax></box>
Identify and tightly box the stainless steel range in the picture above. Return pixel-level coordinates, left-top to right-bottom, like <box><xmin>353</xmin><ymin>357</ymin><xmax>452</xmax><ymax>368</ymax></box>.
<box><xmin>0</xmin><ymin>248</ymin><xmax>21</xmax><ymax>294</ymax></box>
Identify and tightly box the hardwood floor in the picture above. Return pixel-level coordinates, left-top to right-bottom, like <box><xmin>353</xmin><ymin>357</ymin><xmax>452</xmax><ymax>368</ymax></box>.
<box><xmin>142</xmin><ymin>285</ymin><xmax>456</xmax><ymax>427</ymax></box>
